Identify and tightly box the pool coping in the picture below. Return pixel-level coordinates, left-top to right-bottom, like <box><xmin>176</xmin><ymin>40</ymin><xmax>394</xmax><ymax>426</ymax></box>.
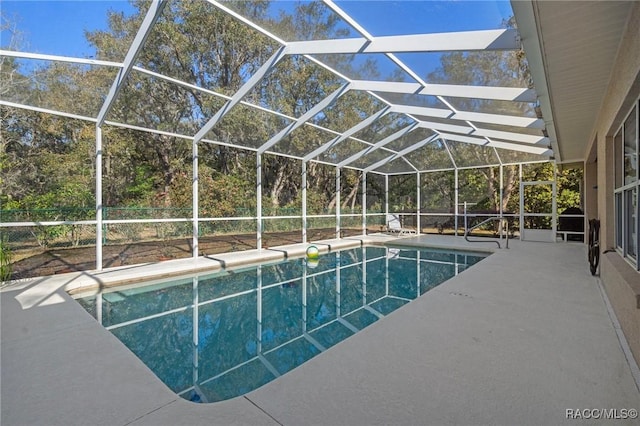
<box><xmin>1</xmin><ymin>235</ymin><xmax>396</xmax><ymax>295</ymax></box>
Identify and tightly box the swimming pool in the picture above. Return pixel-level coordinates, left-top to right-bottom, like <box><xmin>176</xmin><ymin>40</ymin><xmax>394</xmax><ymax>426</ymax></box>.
<box><xmin>76</xmin><ymin>245</ymin><xmax>487</xmax><ymax>403</ymax></box>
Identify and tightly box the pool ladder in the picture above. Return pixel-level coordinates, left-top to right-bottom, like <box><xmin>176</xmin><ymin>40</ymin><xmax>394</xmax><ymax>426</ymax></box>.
<box><xmin>464</xmin><ymin>217</ymin><xmax>510</xmax><ymax>249</ymax></box>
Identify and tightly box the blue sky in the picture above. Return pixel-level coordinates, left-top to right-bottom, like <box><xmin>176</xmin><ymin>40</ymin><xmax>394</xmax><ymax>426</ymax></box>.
<box><xmin>1</xmin><ymin>0</ymin><xmax>136</xmax><ymax>57</ymax></box>
<box><xmin>2</xmin><ymin>0</ymin><xmax>513</xmax><ymax>58</ymax></box>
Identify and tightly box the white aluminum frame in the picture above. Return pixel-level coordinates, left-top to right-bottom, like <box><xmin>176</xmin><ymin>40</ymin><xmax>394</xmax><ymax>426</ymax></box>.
<box><xmin>0</xmin><ymin>0</ymin><xmax>564</xmax><ymax>269</ymax></box>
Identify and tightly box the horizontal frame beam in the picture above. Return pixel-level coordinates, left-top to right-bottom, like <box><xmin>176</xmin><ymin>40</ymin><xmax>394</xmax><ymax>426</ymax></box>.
<box><xmin>391</xmin><ymin>104</ymin><xmax>544</xmax><ymax>129</ymax></box>
<box><xmin>350</xmin><ymin>80</ymin><xmax>537</xmax><ymax>103</ymax></box>
<box><xmin>285</xmin><ymin>29</ymin><xmax>519</xmax><ymax>55</ymax></box>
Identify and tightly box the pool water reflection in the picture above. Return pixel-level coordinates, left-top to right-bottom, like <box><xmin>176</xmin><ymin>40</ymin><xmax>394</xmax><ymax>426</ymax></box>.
<box><xmin>76</xmin><ymin>246</ymin><xmax>487</xmax><ymax>403</ymax></box>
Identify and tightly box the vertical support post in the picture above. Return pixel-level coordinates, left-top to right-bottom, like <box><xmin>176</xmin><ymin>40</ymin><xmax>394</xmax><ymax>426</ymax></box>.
<box><xmin>95</xmin><ymin>126</ymin><xmax>103</xmax><ymax>271</ymax></box>
<box><xmin>416</xmin><ymin>172</ymin><xmax>421</xmax><ymax>235</ymax></box>
<box><xmin>192</xmin><ymin>138</ymin><xmax>199</xmax><ymax>258</ymax></box>
<box><xmin>454</xmin><ymin>168</ymin><xmax>459</xmax><ymax>236</ymax></box>
<box><xmin>499</xmin><ymin>164</ymin><xmax>504</xmax><ymax>242</ymax></box>
<box><xmin>385</xmin><ymin>175</ymin><xmax>389</xmax><ymax>229</ymax></box>
<box><xmin>336</xmin><ymin>166</ymin><xmax>341</xmax><ymax>239</ymax></box>
<box><xmin>362</xmin><ymin>172</ymin><xmax>367</xmax><ymax>235</ymax></box>
<box><xmin>519</xmin><ymin>163</ymin><xmax>524</xmax><ymax>241</ymax></box>
<box><xmin>257</xmin><ymin>153</ymin><xmax>262</xmax><ymax>250</ymax></box>
<box><xmin>464</xmin><ymin>201</ymin><xmax>468</xmax><ymax>234</ymax></box>
<box><xmin>302</xmin><ymin>161</ymin><xmax>307</xmax><ymax>244</ymax></box>
<box><xmin>499</xmin><ymin>165</ymin><xmax>504</xmax><ymax>218</ymax></box>
<box><xmin>335</xmin><ymin>252</ymin><xmax>341</xmax><ymax>317</ymax></box>
<box><xmin>552</xmin><ymin>162</ymin><xmax>558</xmax><ymax>242</ymax></box>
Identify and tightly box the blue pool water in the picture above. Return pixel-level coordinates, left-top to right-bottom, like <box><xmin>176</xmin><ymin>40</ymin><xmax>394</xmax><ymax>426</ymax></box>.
<box><xmin>76</xmin><ymin>246</ymin><xmax>487</xmax><ymax>403</ymax></box>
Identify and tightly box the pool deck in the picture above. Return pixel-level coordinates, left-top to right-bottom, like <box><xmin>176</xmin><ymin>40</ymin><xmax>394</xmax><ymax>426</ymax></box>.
<box><xmin>2</xmin><ymin>235</ymin><xmax>639</xmax><ymax>425</ymax></box>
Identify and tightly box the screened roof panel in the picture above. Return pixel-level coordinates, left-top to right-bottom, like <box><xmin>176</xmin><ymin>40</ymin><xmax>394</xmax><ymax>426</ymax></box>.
<box><xmin>373</xmin><ymin>91</ymin><xmax>450</xmax><ymax>110</ymax></box>
<box><xmin>413</xmin><ymin>115</ymin><xmax>472</xmax><ymax>129</ymax></box>
<box><xmin>1</xmin><ymin>1</ymin><xmax>135</xmax><ymax>61</ymax></box>
<box><xmin>207</xmin><ymin>103</ymin><xmax>292</xmax><ymax>150</ymax></box>
<box><xmin>311</xmin><ymin>53</ymin><xmax>418</xmax><ymax>82</ymax></box>
<box><xmin>318</xmin><ymin>138</ymin><xmax>371</xmax><ymax>165</ymax></box>
<box><xmin>495</xmin><ymin>147</ymin><xmax>550</xmax><ymax>164</ymax></box>
<box><xmin>107</xmin><ymin>69</ymin><xmax>227</xmax><ymax>136</ymax></box>
<box><xmin>267</xmin><ymin>124</ymin><xmax>336</xmax><ymax>158</ymax></box>
<box><xmin>0</xmin><ymin>0</ymin><xmax>557</xmax><ymax>174</ymax></box>
<box><xmin>479</xmin><ymin>122</ymin><xmax>545</xmax><ymax>137</ymax></box>
<box><xmin>137</xmin><ymin>0</ymin><xmax>280</xmax><ymax>95</ymax></box>
<box><xmin>443</xmin><ymin>97</ymin><xmax>538</xmax><ymax>118</ymax></box>
<box><xmin>350</xmin><ymin>147</ymin><xmax>396</xmax><ymax>170</ymax></box>
<box><xmin>335</xmin><ymin>1</ymin><xmax>513</xmax><ymax>36</ymax></box>
<box><xmin>399</xmin><ymin>51</ymin><xmax>527</xmax><ymax>88</ymax></box>
<box><xmin>351</xmin><ymin>112</ymin><xmax>415</xmax><ymax>144</ymax></box>
<box><xmin>245</xmin><ymin>54</ymin><xmax>346</xmax><ymax>117</ymax></box>
<box><xmin>386</xmin><ymin>127</ymin><xmax>435</xmax><ymax>152</ymax></box>
<box><xmin>374</xmin><ymin>157</ymin><xmax>416</xmax><ymax>174</ymax></box>
<box><xmin>310</xmin><ymin>90</ymin><xmax>384</xmax><ymax>133</ymax></box>
<box><xmin>0</xmin><ymin>58</ymin><xmax>118</xmax><ymax>118</ymax></box>
<box><xmin>404</xmin><ymin>139</ymin><xmax>454</xmax><ymax>171</ymax></box>
<box><xmin>446</xmin><ymin>140</ymin><xmax>500</xmax><ymax>168</ymax></box>
<box><xmin>220</xmin><ymin>0</ymin><xmax>359</xmax><ymax>42</ymax></box>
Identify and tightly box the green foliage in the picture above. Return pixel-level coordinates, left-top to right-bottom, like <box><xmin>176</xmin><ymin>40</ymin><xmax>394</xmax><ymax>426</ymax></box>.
<box><xmin>1</xmin><ymin>6</ymin><xmax>583</xmax><ymax>249</ymax></box>
<box><xmin>0</xmin><ymin>234</ymin><xmax>12</xmax><ymax>281</ymax></box>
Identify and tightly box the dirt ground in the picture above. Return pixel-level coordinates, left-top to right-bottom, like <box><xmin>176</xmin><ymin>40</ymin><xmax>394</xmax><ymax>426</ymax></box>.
<box><xmin>8</xmin><ymin>228</ymin><xmax>367</xmax><ymax>280</ymax></box>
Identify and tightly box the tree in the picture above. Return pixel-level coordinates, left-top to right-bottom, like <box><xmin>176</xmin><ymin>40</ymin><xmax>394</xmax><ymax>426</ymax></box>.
<box><xmin>426</xmin><ymin>16</ymin><xmax>535</xmax><ymax>213</ymax></box>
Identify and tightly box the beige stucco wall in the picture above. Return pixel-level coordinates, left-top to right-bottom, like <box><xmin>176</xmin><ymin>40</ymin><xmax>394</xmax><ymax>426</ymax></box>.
<box><xmin>590</xmin><ymin>1</ymin><xmax>640</xmax><ymax>367</ymax></box>
<box><xmin>584</xmin><ymin>159</ymin><xmax>598</xmax><ymax>224</ymax></box>
<box><xmin>601</xmin><ymin>253</ymin><xmax>640</xmax><ymax>366</ymax></box>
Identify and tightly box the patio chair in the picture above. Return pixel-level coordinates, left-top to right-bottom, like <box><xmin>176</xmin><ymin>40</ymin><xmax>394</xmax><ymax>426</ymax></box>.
<box><xmin>386</xmin><ymin>214</ymin><xmax>416</xmax><ymax>236</ymax></box>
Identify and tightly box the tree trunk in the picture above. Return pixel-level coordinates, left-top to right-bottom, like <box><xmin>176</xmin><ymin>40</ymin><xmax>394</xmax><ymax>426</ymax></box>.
<box><xmin>342</xmin><ymin>174</ymin><xmax>361</xmax><ymax>211</ymax></box>
<box><xmin>270</xmin><ymin>166</ymin><xmax>286</xmax><ymax>208</ymax></box>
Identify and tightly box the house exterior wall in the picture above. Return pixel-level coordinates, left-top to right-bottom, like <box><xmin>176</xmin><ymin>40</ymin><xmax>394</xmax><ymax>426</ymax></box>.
<box><xmin>590</xmin><ymin>1</ymin><xmax>640</xmax><ymax>366</ymax></box>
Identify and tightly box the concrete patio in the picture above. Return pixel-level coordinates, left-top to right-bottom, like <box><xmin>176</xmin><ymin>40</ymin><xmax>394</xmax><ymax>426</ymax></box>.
<box><xmin>2</xmin><ymin>235</ymin><xmax>639</xmax><ymax>425</ymax></box>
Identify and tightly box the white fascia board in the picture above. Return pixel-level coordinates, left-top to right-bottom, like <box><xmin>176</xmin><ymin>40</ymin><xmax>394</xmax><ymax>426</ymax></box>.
<box><xmin>285</xmin><ymin>29</ymin><xmax>518</xmax><ymax>55</ymax></box>
<box><xmin>96</xmin><ymin>0</ymin><xmax>168</xmax><ymax>126</ymax></box>
<box><xmin>511</xmin><ymin>0</ymin><xmax>561</xmax><ymax>161</ymax></box>
<box><xmin>471</xmin><ymin>128</ymin><xmax>548</xmax><ymax>145</ymax></box>
<box><xmin>0</xmin><ymin>50</ymin><xmax>122</xmax><ymax>68</ymax></box>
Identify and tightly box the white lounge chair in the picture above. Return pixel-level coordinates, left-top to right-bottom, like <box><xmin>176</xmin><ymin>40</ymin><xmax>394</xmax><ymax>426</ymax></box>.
<box><xmin>386</xmin><ymin>214</ymin><xmax>416</xmax><ymax>236</ymax></box>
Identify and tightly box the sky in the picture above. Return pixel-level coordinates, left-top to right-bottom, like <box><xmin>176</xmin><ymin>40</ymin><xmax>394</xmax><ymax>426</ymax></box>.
<box><xmin>1</xmin><ymin>0</ymin><xmax>513</xmax><ymax>60</ymax></box>
<box><xmin>1</xmin><ymin>0</ymin><xmax>136</xmax><ymax>57</ymax></box>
